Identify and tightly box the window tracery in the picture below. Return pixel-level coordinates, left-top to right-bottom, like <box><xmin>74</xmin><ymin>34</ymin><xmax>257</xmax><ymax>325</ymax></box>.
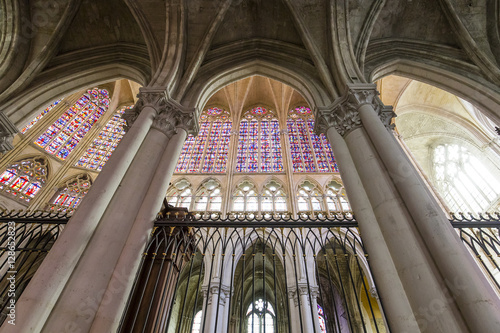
<box><xmin>76</xmin><ymin>105</ymin><xmax>131</xmax><ymax>171</ymax></box>
<box><xmin>48</xmin><ymin>174</ymin><xmax>91</xmax><ymax>212</ymax></box>
<box><xmin>193</xmin><ymin>179</ymin><xmax>222</xmax><ymax>212</ymax></box>
<box><xmin>246</xmin><ymin>299</ymin><xmax>275</xmax><ymax>333</ymax></box>
<box><xmin>261</xmin><ymin>180</ymin><xmax>287</xmax><ymax>212</ymax></box>
<box><xmin>325</xmin><ymin>180</ymin><xmax>350</xmax><ymax>213</ymax></box>
<box><xmin>34</xmin><ymin>89</ymin><xmax>110</xmax><ymax>160</ymax></box>
<box><xmin>0</xmin><ymin>157</ymin><xmax>48</xmax><ymax>202</ymax></box>
<box><xmin>175</xmin><ymin>107</ymin><xmax>232</xmax><ymax>173</ymax></box>
<box><xmin>287</xmin><ymin>107</ymin><xmax>338</xmax><ymax>173</ymax></box>
<box><xmin>297</xmin><ymin>180</ymin><xmax>323</xmax><ymax>212</ymax></box>
<box><xmin>433</xmin><ymin>143</ymin><xmax>500</xmax><ymax>212</ymax></box>
<box><xmin>166</xmin><ymin>179</ymin><xmax>193</xmax><ymax>209</ymax></box>
<box><xmin>232</xmin><ymin>180</ymin><xmax>258</xmax><ymax>212</ymax></box>
<box><xmin>236</xmin><ymin>107</ymin><xmax>283</xmax><ymax>173</ymax></box>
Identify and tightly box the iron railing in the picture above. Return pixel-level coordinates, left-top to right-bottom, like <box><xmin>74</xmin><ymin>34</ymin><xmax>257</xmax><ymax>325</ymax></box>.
<box><xmin>0</xmin><ymin>210</ymin><xmax>499</xmax><ymax>331</ymax></box>
<box><xmin>0</xmin><ymin>210</ymin><xmax>70</xmax><ymax>324</ymax></box>
<box><xmin>120</xmin><ymin>213</ymin><xmax>386</xmax><ymax>333</ymax></box>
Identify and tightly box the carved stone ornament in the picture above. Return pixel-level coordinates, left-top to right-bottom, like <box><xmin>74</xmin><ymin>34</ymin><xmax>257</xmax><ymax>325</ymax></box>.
<box><xmin>152</xmin><ymin>100</ymin><xmax>198</xmax><ymax>139</ymax></box>
<box><xmin>314</xmin><ymin>83</ymin><xmax>396</xmax><ymax>137</ymax></box>
<box><xmin>123</xmin><ymin>88</ymin><xmax>168</xmax><ymax>130</ymax></box>
<box><xmin>0</xmin><ymin>111</ymin><xmax>18</xmax><ymax>153</ymax></box>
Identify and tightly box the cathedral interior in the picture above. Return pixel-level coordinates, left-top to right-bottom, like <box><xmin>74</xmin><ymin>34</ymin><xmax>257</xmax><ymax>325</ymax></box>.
<box><xmin>1</xmin><ymin>1</ymin><xmax>500</xmax><ymax>332</ymax></box>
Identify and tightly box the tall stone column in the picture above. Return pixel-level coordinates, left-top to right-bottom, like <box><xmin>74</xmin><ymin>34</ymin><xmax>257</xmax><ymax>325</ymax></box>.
<box><xmin>88</xmin><ymin>98</ymin><xmax>197</xmax><ymax>332</ymax></box>
<box><xmin>315</xmin><ymin>85</ymin><xmax>484</xmax><ymax>332</ymax></box>
<box><xmin>352</xmin><ymin>83</ymin><xmax>500</xmax><ymax>332</ymax></box>
<box><xmin>0</xmin><ymin>88</ymin><xmax>163</xmax><ymax>333</ymax></box>
<box><xmin>36</xmin><ymin>94</ymin><xmax>197</xmax><ymax>333</ymax></box>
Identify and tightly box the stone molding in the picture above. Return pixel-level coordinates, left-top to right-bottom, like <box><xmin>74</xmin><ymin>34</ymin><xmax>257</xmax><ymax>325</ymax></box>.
<box><xmin>315</xmin><ymin>84</ymin><xmax>396</xmax><ymax>137</ymax></box>
<box><xmin>123</xmin><ymin>88</ymin><xmax>167</xmax><ymax>129</ymax></box>
<box><xmin>0</xmin><ymin>111</ymin><xmax>18</xmax><ymax>153</ymax></box>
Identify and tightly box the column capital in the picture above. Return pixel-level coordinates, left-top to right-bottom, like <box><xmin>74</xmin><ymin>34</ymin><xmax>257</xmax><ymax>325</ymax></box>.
<box><xmin>0</xmin><ymin>111</ymin><xmax>18</xmax><ymax>153</ymax></box>
<box><xmin>314</xmin><ymin>83</ymin><xmax>396</xmax><ymax>137</ymax></box>
<box><xmin>152</xmin><ymin>100</ymin><xmax>198</xmax><ymax>138</ymax></box>
<box><xmin>123</xmin><ymin>88</ymin><xmax>168</xmax><ymax>129</ymax></box>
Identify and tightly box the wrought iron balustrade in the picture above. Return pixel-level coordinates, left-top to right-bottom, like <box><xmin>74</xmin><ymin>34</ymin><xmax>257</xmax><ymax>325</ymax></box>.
<box><xmin>0</xmin><ymin>210</ymin><xmax>70</xmax><ymax>324</ymax></box>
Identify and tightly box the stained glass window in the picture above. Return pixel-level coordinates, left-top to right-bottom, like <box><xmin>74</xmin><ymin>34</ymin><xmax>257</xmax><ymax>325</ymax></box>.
<box><xmin>166</xmin><ymin>179</ymin><xmax>193</xmax><ymax>209</ymax></box>
<box><xmin>318</xmin><ymin>304</ymin><xmax>327</xmax><ymax>333</ymax></box>
<box><xmin>236</xmin><ymin>107</ymin><xmax>283</xmax><ymax>173</ymax></box>
<box><xmin>47</xmin><ymin>174</ymin><xmax>91</xmax><ymax>212</ymax></box>
<box><xmin>246</xmin><ymin>299</ymin><xmax>275</xmax><ymax>333</ymax></box>
<box><xmin>193</xmin><ymin>179</ymin><xmax>222</xmax><ymax>212</ymax></box>
<box><xmin>75</xmin><ymin>105</ymin><xmax>131</xmax><ymax>171</ymax></box>
<box><xmin>175</xmin><ymin>107</ymin><xmax>232</xmax><ymax>173</ymax></box>
<box><xmin>433</xmin><ymin>144</ymin><xmax>500</xmax><ymax>212</ymax></box>
<box><xmin>34</xmin><ymin>89</ymin><xmax>110</xmax><ymax>160</ymax></box>
<box><xmin>21</xmin><ymin>100</ymin><xmax>62</xmax><ymax>134</ymax></box>
<box><xmin>325</xmin><ymin>180</ymin><xmax>350</xmax><ymax>213</ymax></box>
<box><xmin>287</xmin><ymin>107</ymin><xmax>338</xmax><ymax>173</ymax></box>
<box><xmin>297</xmin><ymin>180</ymin><xmax>323</xmax><ymax>212</ymax></box>
<box><xmin>0</xmin><ymin>157</ymin><xmax>48</xmax><ymax>202</ymax></box>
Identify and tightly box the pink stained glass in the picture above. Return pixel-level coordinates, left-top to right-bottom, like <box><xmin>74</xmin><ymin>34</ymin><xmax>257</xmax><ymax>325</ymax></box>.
<box><xmin>261</xmin><ymin>120</ymin><xmax>272</xmax><ymax>172</ymax></box>
<box><xmin>214</xmin><ymin>121</ymin><xmax>231</xmax><ymax>173</ymax></box>
<box><xmin>175</xmin><ymin>135</ymin><xmax>195</xmax><ymax>172</ymax></box>
<box><xmin>295</xmin><ymin>106</ymin><xmax>312</xmax><ymax>115</ymax></box>
<box><xmin>247</xmin><ymin>119</ymin><xmax>259</xmax><ymax>172</ymax></box>
<box><xmin>270</xmin><ymin>119</ymin><xmax>283</xmax><ymax>172</ymax></box>
<box><xmin>76</xmin><ymin>106</ymin><xmax>129</xmax><ymax>171</ymax></box>
<box><xmin>236</xmin><ymin>120</ymin><xmax>248</xmax><ymax>172</ymax></box>
<box><xmin>202</xmin><ymin>120</ymin><xmax>222</xmax><ymax>172</ymax></box>
<box><xmin>318</xmin><ymin>305</ymin><xmax>327</xmax><ymax>333</ymax></box>
<box><xmin>250</xmin><ymin>106</ymin><xmax>267</xmax><ymax>115</ymax></box>
<box><xmin>206</xmin><ymin>107</ymin><xmax>223</xmax><ymax>115</ymax></box>
<box><xmin>188</xmin><ymin>121</ymin><xmax>210</xmax><ymax>172</ymax></box>
<box><xmin>21</xmin><ymin>100</ymin><xmax>61</xmax><ymax>134</ymax></box>
<box><xmin>35</xmin><ymin>89</ymin><xmax>110</xmax><ymax>160</ymax></box>
<box><xmin>0</xmin><ymin>169</ymin><xmax>16</xmax><ymax>185</ymax></box>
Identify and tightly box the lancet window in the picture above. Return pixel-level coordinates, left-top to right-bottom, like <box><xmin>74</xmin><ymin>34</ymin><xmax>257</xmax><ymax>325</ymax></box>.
<box><xmin>246</xmin><ymin>299</ymin><xmax>275</xmax><ymax>333</ymax></box>
<box><xmin>317</xmin><ymin>304</ymin><xmax>327</xmax><ymax>333</ymax></box>
<box><xmin>34</xmin><ymin>89</ymin><xmax>110</xmax><ymax>160</ymax></box>
<box><xmin>48</xmin><ymin>174</ymin><xmax>91</xmax><ymax>212</ymax></box>
<box><xmin>232</xmin><ymin>180</ymin><xmax>258</xmax><ymax>212</ymax></box>
<box><xmin>297</xmin><ymin>180</ymin><xmax>323</xmax><ymax>212</ymax></box>
<box><xmin>166</xmin><ymin>179</ymin><xmax>193</xmax><ymax>209</ymax></box>
<box><xmin>193</xmin><ymin>179</ymin><xmax>222</xmax><ymax>212</ymax></box>
<box><xmin>76</xmin><ymin>106</ymin><xmax>131</xmax><ymax>171</ymax></box>
<box><xmin>175</xmin><ymin>107</ymin><xmax>232</xmax><ymax>173</ymax></box>
<box><xmin>0</xmin><ymin>157</ymin><xmax>48</xmax><ymax>202</ymax></box>
<box><xmin>191</xmin><ymin>311</ymin><xmax>202</xmax><ymax>333</ymax></box>
<box><xmin>21</xmin><ymin>99</ymin><xmax>61</xmax><ymax>134</ymax></box>
<box><xmin>433</xmin><ymin>143</ymin><xmax>500</xmax><ymax>212</ymax></box>
<box><xmin>325</xmin><ymin>180</ymin><xmax>351</xmax><ymax>213</ymax></box>
<box><xmin>236</xmin><ymin>107</ymin><xmax>283</xmax><ymax>173</ymax></box>
<box><xmin>287</xmin><ymin>107</ymin><xmax>338</xmax><ymax>173</ymax></box>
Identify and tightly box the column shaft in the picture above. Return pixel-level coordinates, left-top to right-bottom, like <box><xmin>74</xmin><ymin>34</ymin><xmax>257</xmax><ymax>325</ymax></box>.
<box><xmin>326</xmin><ymin>127</ymin><xmax>419</xmax><ymax>332</ymax></box>
<box><xmin>41</xmin><ymin>126</ymin><xmax>169</xmax><ymax>332</ymax></box>
<box><xmin>1</xmin><ymin>106</ymin><xmax>156</xmax><ymax>333</ymax></box>
<box><xmin>359</xmin><ymin>103</ymin><xmax>500</xmax><ymax>332</ymax></box>
<box><xmin>89</xmin><ymin>130</ymin><xmax>187</xmax><ymax>332</ymax></box>
<box><xmin>344</xmin><ymin>126</ymin><xmax>467</xmax><ymax>332</ymax></box>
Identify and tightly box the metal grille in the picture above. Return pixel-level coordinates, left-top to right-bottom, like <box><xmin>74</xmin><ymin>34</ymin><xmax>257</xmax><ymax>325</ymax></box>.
<box><xmin>0</xmin><ymin>210</ymin><xmax>69</xmax><ymax>324</ymax></box>
<box><xmin>120</xmin><ymin>213</ymin><xmax>387</xmax><ymax>333</ymax></box>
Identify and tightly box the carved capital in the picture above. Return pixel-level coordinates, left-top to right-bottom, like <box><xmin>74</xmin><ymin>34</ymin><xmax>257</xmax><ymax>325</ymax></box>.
<box><xmin>123</xmin><ymin>88</ymin><xmax>168</xmax><ymax>129</ymax></box>
<box><xmin>369</xmin><ymin>287</ymin><xmax>379</xmax><ymax>300</ymax></box>
<box><xmin>0</xmin><ymin>111</ymin><xmax>18</xmax><ymax>153</ymax></box>
<box><xmin>314</xmin><ymin>83</ymin><xmax>396</xmax><ymax>137</ymax></box>
<box><xmin>152</xmin><ymin>100</ymin><xmax>198</xmax><ymax>139</ymax></box>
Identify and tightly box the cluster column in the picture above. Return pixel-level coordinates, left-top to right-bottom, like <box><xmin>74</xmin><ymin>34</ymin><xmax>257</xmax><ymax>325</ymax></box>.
<box><xmin>1</xmin><ymin>88</ymin><xmax>198</xmax><ymax>333</ymax></box>
<box><xmin>317</xmin><ymin>83</ymin><xmax>500</xmax><ymax>332</ymax></box>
